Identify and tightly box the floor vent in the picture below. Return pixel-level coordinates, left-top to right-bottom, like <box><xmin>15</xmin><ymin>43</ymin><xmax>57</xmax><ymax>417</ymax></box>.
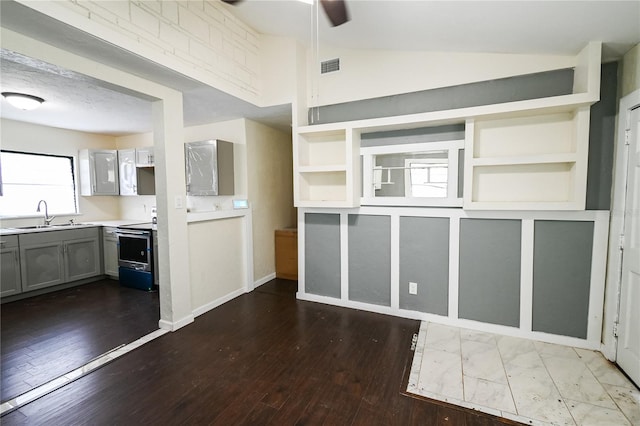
<box><xmin>321</xmin><ymin>58</ymin><xmax>340</xmax><ymax>74</ymax></box>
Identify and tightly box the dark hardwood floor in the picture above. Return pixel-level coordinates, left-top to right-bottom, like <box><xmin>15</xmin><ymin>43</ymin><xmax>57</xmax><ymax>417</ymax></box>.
<box><xmin>1</xmin><ymin>279</ymin><xmax>521</xmax><ymax>425</ymax></box>
<box><xmin>1</xmin><ymin>279</ymin><xmax>160</xmax><ymax>401</ymax></box>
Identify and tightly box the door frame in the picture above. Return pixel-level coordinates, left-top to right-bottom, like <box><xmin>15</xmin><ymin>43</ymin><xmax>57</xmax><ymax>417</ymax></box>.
<box><xmin>601</xmin><ymin>88</ymin><xmax>640</xmax><ymax>361</ymax></box>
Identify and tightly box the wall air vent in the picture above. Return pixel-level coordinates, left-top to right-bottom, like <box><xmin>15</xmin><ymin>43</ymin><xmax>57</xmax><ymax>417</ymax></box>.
<box><xmin>321</xmin><ymin>58</ymin><xmax>340</xmax><ymax>74</ymax></box>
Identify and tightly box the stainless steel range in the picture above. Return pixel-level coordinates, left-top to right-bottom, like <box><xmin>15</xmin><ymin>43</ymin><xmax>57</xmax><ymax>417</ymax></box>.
<box><xmin>116</xmin><ymin>223</ymin><xmax>156</xmax><ymax>291</ymax></box>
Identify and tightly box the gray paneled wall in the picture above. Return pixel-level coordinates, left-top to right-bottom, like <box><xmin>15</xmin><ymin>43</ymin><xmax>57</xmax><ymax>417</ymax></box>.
<box><xmin>348</xmin><ymin>215</ymin><xmax>391</xmax><ymax>306</ymax></box>
<box><xmin>303</xmin><ymin>213</ymin><xmax>599</xmax><ymax>340</ymax></box>
<box><xmin>532</xmin><ymin>220</ymin><xmax>594</xmax><ymax>339</ymax></box>
<box><xmin>309</xmin><ymin>69</ymin><xmax>574</xmax><ymax>125</ymax></box>
<box><xmin>399</xmin><ymin>216</ymin><xmax>449</xmax><ymax>315</ymax></box>
<box><xmin>459</xmin><ymin>219</ymin><xmax>522</xmax><ymax>327</ymax></box>
<box><xmin>361</xmin><ymin>124</ymin><xmax>465</xmax><ymax>147</ymax></box>
<box><xmin>305</xmin><ymin>213</ymin><xmax>341</xmax><ymax>298</ymax></box>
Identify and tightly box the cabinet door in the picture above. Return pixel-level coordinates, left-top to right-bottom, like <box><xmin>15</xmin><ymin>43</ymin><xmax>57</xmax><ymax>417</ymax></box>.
<box><xmin>136</xmin><ymin>147</ymin><xmax>154</xmax><ymax>166</ymax></box>
<box><xmin>1</xmin><ymin>248</ymin><xmax>22</xmax><ymax>297</ymax></box>
<box><xmin>92</xmin><ymin>150</ymin><xmax>119</xmax><ymax>195</ymax></box>
<box><xmin>21</xmin><ymin>242</ymin><xmax>65</xmax><ymax>291</ymax></box>
<box><xmin>185</xmin><ymin>141</ymin><xmax>218</xmax><ymax>196</ymax></box>
<box><xmin>103</xmin><ymin>230</ymin><xmax>119</xmax><ymax>278</ymax></box>
<box><xmin>118</xmin><ymin>149</ymin><xmax>137</xmax><ymax>196</ymax></box>
<box><xmin>65</xmin><ymin>237</ymin><xmax>101</xmax><ymax>282</ymax></box>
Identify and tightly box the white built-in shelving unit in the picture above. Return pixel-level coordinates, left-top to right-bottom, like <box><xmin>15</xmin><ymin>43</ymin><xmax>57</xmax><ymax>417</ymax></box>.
<box><xmin>295</xmin><ymin>127</ymin><xmax>360</xmax><ymax>207</ymax></box>
<box><xmin>294</xmin><ymin>42</ymin><xmax>601</xmax><ymax>210</ymax></box>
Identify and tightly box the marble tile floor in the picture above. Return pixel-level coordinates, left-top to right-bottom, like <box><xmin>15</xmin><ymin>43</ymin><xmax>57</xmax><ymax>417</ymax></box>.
<box><xmin>407</xmin><ymin>321</ymin><xmax>640</xmax><ymax>426</ymax></box>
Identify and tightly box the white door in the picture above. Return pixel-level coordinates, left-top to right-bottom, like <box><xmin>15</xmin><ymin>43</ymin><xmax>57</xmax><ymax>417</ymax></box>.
<box><xmin>617</xmin><ymin>105</ymin><xmax>640</xmax><ymax>386</ymax></box>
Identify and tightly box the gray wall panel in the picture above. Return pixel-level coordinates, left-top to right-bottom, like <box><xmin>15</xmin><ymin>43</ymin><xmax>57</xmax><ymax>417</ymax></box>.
<box><xmin>532</xmin><ymin>221</ymin><xmax>594</xmax><ymax>339</ymax></box>
<box><xmin>586</xmin><ymin>62</ymin><xmax>617</xmax><ymax>210</ymax></box>
<box><xmin>305</xmin><ymin>213</ymin><xmax>341</xmax><ymax>298</ymax></box>
<box><xmin>459</xmin><ymin>219</ymin><xmax>521</xmax><ymax>327</ymax></box>
<box><xmin>361</xmin><ymin>124</ymin><xmax>465</xmax><ymax>147</ymax></box>
<box><xmin>399</xmin><ymin>216</ymin><xmax>449</xmax><ymax>315</ymax></box>
<box><xmin>348</xmin><ymin>215</ymin><xmax>391</xmax><ymax>306</ymax></box>
<box><xmin>309</xmin><ymin>69</ymin><xmax>573</xmax><ymax>125</ymax></box>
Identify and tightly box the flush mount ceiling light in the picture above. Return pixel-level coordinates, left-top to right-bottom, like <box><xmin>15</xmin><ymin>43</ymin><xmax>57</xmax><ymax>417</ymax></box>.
<box><xmin>2</xmin><ymin>92</ymin><xmax>45</xmax><ymax>110</ymax></box>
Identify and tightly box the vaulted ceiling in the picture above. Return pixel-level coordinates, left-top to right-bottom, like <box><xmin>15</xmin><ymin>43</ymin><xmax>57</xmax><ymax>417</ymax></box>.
<box><xmin>1</xmin><ymin>0</ymin><xmax>638</xmax><ymax>136</ymax></box>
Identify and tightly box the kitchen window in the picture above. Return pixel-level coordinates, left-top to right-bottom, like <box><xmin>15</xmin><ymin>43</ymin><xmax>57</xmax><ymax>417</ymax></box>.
<box><xmin>0</xmin><ymin>150</ymin><xmax>78</xmax><ymax>217</ymax></box>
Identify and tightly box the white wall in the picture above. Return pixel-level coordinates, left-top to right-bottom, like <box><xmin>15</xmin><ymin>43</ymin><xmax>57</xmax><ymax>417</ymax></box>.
<box><xmin>621</xmin><ymin>43</ymin><xmax>640</xmax><ymax>97</ymax></box>
<box><xmin>308</xmin><ymin>46</ymin><xmax>577</xmax><ymax>107</ymax></box>
<box><xmin>246</xmin><ymin>119</ymin><xmax>296</xmax><ymax>281</ymax></box>
<box><xmin>188</xmin><ymin>216</ymin><xmax>246</xmax><ymax>313</ymax></box>
<box><xmin>0</xmin><ymin>118</ymin><xmax>120</xmax><ymax>227</ymax></box>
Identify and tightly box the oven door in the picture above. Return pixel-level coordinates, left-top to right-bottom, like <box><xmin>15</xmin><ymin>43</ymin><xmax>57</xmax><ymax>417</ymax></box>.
<box><xmin>116</xmin><ymin>229</ymin><xmax>151</xmax><ymax>272</ymax></box>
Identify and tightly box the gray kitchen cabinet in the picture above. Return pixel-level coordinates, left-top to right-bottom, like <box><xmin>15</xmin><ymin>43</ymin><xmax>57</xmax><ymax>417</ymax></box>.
<box><xmin>1</xmin><ymin>235</ymin><xmax>22</xmax><ymax>297</ymax></box>
<box><xmin>79</xmin><ymin>149</ymin><xmax>119</xmax><ymax>196</ymax></box>
<box><xmin>103</xmin><ymin>227</ymin><xmax>119</xmax><ymax>278</ymax></box>
<box><xmin>65</xmin><ymin>237</ymin><xmax>101</xmax><ymax>282</ymax></box>
<box><xmin>19</xmin><ymin>227</ymin><xmax>101</xmax><ymax>292</ymax></box>
<box><xmin>185</xmin><ymin>140</ymin><xmax>234</xmax><ymax>196</ymax></box>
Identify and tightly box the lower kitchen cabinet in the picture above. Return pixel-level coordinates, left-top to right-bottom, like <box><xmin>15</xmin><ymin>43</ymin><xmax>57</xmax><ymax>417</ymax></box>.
<box><xmin>1</xmin><ymin>235</ymin><xmax>22</xmax><ymax>297</ymax></box>
<box><xmin>19</xmin><ymin>228</ymin><xmax>101</xmax><ymax>292</ymax></box>
<box><xmin>103</xmin><ymin>227</ymin><xmax>119</xmax><ymax>279</ymax></box>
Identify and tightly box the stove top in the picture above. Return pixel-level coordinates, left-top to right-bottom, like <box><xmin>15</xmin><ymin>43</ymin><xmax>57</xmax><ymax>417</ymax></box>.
<box><xmin>118</xmin><ymin>222</ymin><xmax>156</xmax><ymax>231</ymax></box>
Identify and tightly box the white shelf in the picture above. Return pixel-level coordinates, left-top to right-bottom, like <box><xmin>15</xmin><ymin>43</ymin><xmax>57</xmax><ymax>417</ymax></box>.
<box><xmin>298</xmin><ymin>164</ymin><xmax>348</xmax><ymax>173</ymax></box>
<box><xmin>471</xmin><ymin>153</ymin><xmax>577</xmax><ymax>167</ymax></box>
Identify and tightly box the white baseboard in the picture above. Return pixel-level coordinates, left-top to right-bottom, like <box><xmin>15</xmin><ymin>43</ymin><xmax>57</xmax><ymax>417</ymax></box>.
<box><xmin>192</xmin><ymin>287</ymin><xmax>246</xmax><ymax>318</ymax></box>
<box><xmin>158</xmin><ymin>314</ymin><xmax>194</xmax><ymax>331</ymax></box>
<box><xmin>296</xmin><ymin>292</ymin><xmax>600</xmax><ymax>351</ymax></box>
<box><xmin>254</xmin><ymin>272</ymin><xmax>276</xmax><ymax>288</ymax></box>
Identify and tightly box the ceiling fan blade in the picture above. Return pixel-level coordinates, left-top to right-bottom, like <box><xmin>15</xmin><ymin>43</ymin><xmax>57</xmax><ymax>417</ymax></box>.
<box><xmin>221</xmin><ymin>0</ymin><xmax>242</xmax><ymax>4</ymax></box>
<box><xmin>320</xmin><ymin>0</ymin><xmax>350</xmax><ymax>27</ymax></box>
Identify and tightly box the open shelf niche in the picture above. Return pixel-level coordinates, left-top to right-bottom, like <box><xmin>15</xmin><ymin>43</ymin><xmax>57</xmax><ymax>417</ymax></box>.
<box><xmin>294</xmin><ymin>127</ymin><xmax>361</xmax><ymax>207</ymax></box>
<box><xmin>463</xmin><ymin>107</ymin><xmax>591</xmax><ymax>210</ymax></box>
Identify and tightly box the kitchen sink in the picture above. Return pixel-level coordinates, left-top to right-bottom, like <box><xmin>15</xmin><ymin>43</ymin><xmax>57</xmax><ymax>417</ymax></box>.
<box><xmin>12</xmin><ymin>223</ymin><xmax>89</xmax><ymax>230</ymax></box>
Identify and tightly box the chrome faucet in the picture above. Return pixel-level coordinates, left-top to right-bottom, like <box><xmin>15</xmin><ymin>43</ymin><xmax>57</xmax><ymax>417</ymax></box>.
<box><xmin>36</xmin><ymin>200</ymin><xmax>55</xmax><ymax>226</ymax></box>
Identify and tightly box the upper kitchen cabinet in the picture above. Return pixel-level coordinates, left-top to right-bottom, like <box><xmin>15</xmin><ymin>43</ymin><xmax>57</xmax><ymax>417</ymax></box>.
<box><xmin>135</xmin><ymin>147</ymin><xmax>154</xmax><ymax>167</ymax></box>
<box><xmin>185</xmin><ymin>140</ymin><xmax>234</xmax><ymax>196</ymax></box>
<box><xmin>79</xmin><ymin>149</ymin><xmax>119</xmax><ymax>196</ymax></box>
<box><xmin>119</xmin><ymin>148</ymin><xmax>155</xmax><ymax>196</ymax></box>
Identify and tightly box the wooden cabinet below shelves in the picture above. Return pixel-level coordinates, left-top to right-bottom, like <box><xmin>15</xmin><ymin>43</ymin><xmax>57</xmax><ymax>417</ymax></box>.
<box><xmin>275</xmin><ymin>229</ymin><xmax>298</xmax><ymax>281</ymax></box>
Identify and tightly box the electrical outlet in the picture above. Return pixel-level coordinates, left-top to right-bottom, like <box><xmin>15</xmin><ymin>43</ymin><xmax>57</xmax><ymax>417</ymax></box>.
<box><xmin>409</xmin><ymin>282</ymin><xmax>418</xmax><ymax>295</ymax></box>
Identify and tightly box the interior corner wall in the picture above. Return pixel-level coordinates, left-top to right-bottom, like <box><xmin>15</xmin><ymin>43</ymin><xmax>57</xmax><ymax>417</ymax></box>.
<box><xmin>621</xmin><ymin>43</ymin><xmax>640</xmax><ymax>97</ymax></box>
<box><xmin>246</xmin><ymin>119</ymin><xmax>295</xmax><ymax>282</ymax></box>
<box><xmin>0</xmin><ymin>118</ymin><xmax>121</xmax><ymax>227</ymax></box>
<box><xmin>308</xmin><ymin>46</ymin><xmax>576</xmax><ymax>106</ymax></box>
